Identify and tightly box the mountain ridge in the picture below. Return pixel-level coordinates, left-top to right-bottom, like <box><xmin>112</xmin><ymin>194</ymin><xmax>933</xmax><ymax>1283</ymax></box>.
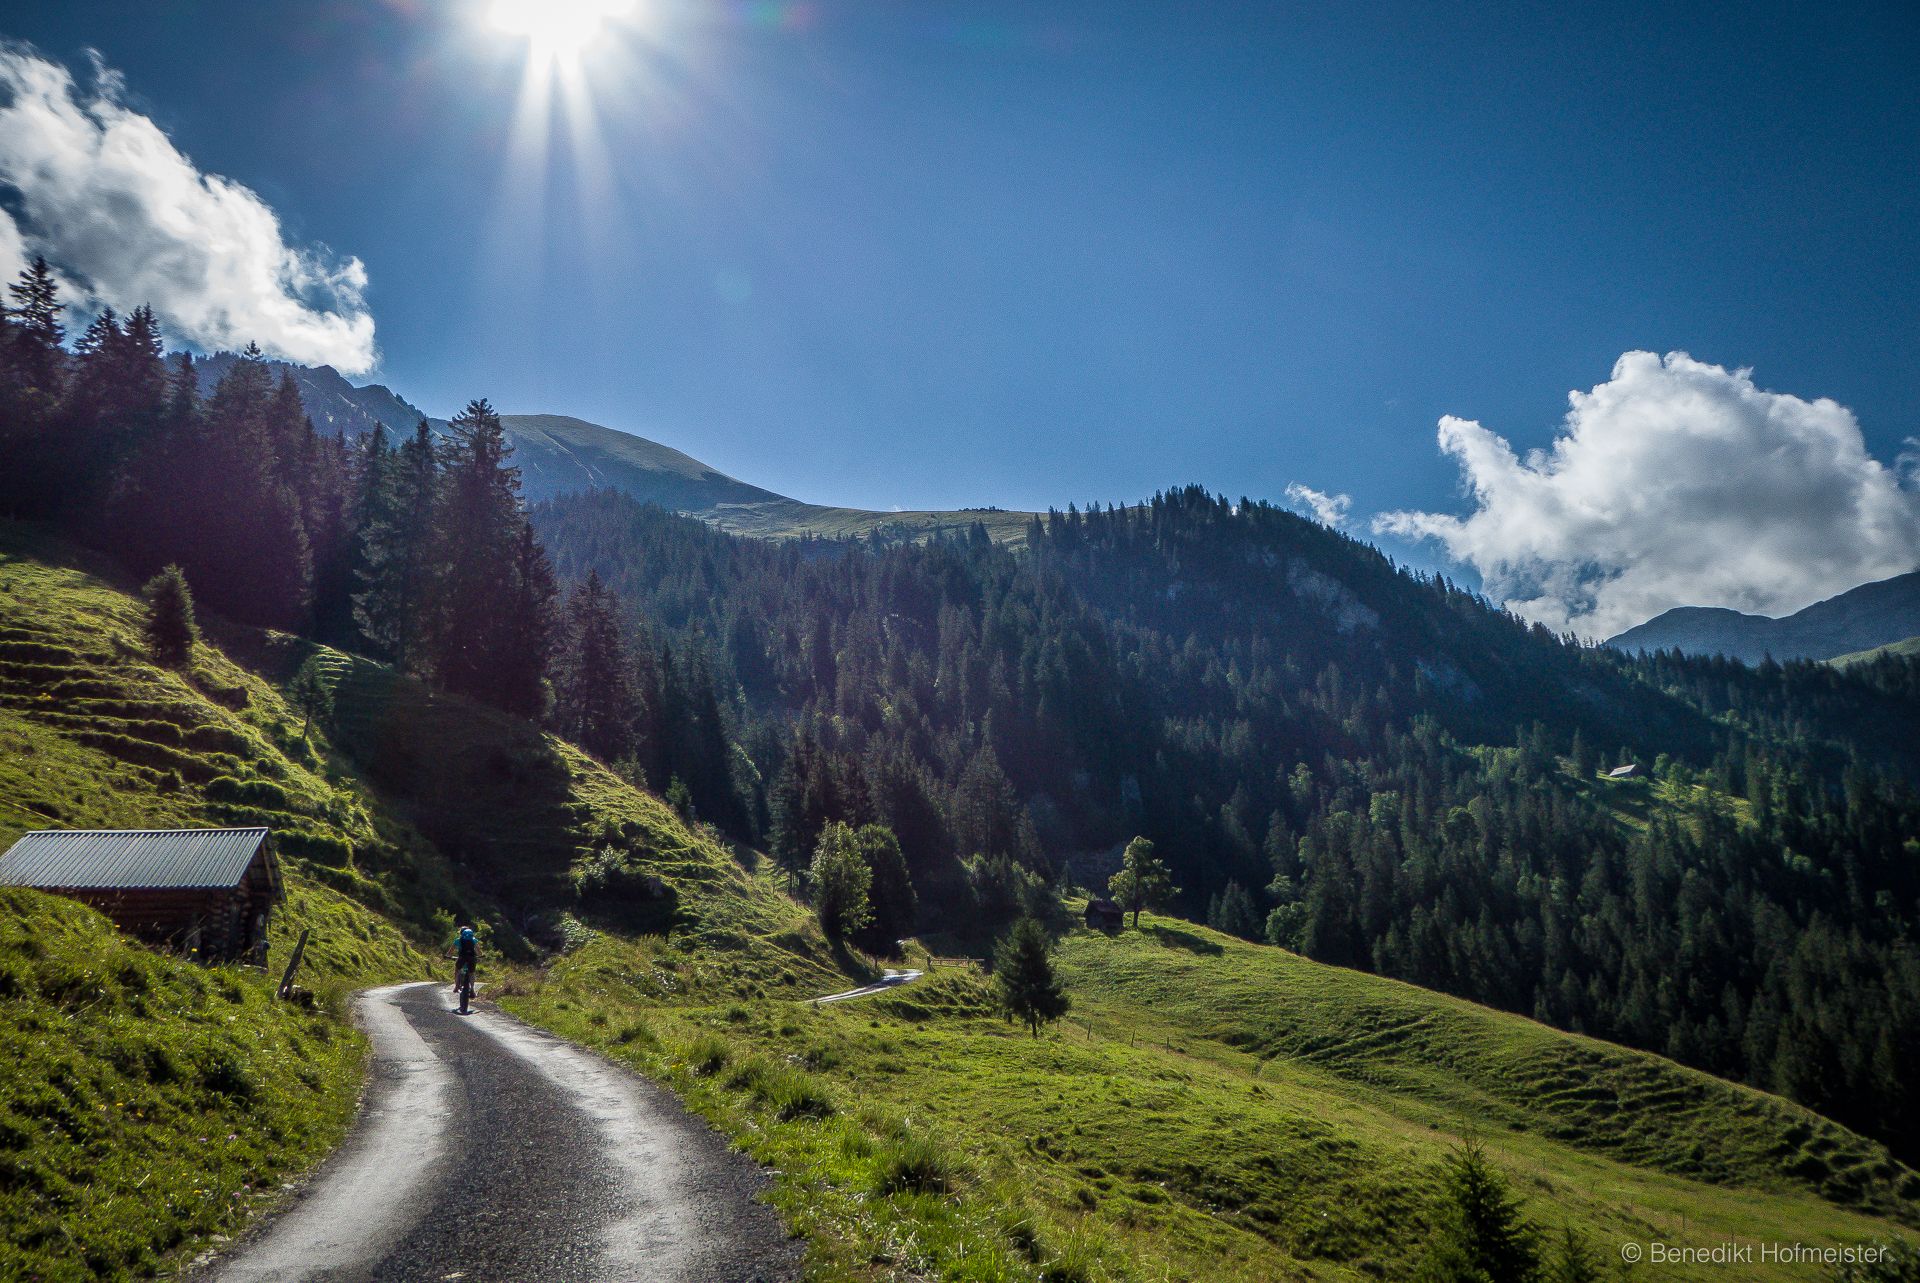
<box><xmin>195</xmin><ymin>354</ymin><xmax>1036</xmax><ymax>542</ymax></box>
<box><xmin>1607</xmin><ymin>569</ymin><xmax>1920</xmax><ymax>663</ymax></box>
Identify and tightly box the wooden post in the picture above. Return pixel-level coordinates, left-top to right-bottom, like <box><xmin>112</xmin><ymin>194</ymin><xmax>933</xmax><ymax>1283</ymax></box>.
<box><xmin>277</xmin><ymin>927</ymin><xmax>310</xmax><ymax>999</ymax></box>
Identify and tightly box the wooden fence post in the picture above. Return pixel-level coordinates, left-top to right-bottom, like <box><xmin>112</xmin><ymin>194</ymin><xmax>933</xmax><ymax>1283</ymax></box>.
<box><xmin>277</xmin><ymin>927</ymin><xmax>310</xmax><ymax>999</ymax></box>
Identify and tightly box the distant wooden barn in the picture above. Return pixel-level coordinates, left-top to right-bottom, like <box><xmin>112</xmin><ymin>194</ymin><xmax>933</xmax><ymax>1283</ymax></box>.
<box><xmin>0</xmin><ymin>828</ymin><xmax>281</xmax><ymax>962</ymax></box>
<box><xmin>1084</xmin><ymin>897</ymin><xmax>1125</xmax><ymax>932</ymax></box>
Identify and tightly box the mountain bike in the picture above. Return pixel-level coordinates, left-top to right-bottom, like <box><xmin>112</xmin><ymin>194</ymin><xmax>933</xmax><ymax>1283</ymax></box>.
<box><xmin>453</xmin><ymin>960</ymin><xmax>475</xmax><ymax>1014</ymax></box>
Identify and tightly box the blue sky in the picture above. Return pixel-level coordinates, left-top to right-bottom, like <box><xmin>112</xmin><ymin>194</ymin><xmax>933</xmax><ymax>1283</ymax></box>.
<box><xmin>3</xmin><ymin>1</ymin><xmax>1918</xmax><ymax>629</ymax></box>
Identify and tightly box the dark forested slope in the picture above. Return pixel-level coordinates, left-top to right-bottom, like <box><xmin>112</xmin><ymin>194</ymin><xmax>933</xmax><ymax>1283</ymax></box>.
<box><xmin>533</xmin><ymin>486</ymin><xmax>1920</xmax><ymax>1161</ymax></box>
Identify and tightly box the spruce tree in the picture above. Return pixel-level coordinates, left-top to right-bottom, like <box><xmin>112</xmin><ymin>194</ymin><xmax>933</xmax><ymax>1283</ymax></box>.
<box><xmin>1414</xmin><ymin>1140</ymin><xmax>1541</xmax><ymax>1283</ymax></box>
<box><xmin>5</xmin><ymin>256</ymin><xmax>66</xmax><ymax>398</ymax></box>
<box><xmin>993</xmin><ymin>916</ymin><xmax>1069</xmax><ymax>1036</ymax></box>
<box><xmin>1207</xmin><ymin>879</ymin><xmax>1263</xmax><ymax>940</ymax></box>
<box><xmin>431</xmin><ymin>399</ymin><xmax>527</xmax><ymax>704</ymax></box>
<box><xmin>142</xmin><ymin>564</ymin><xmax>199</xmax><ymax>669</ymax></box>
<box><xmin>353</xmin><ymin>419</ymin><xmax>438</xmax><ymax>669</ymax></box>
<box><xmin>557</xmin><ymin>569</ymin><xmax>635</xmax><ymax>761</ymax></box>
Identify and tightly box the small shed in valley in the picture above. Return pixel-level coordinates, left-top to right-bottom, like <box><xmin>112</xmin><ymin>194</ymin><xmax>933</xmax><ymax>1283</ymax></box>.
<box><xmin>1084</xmin><ymin>897</ymin><xmax>1126</xmax><ymax>933</ymax></box>
<box><xmin>0</xmin><ymin>827</ymin><xmax>280</xmax><ymax>962</ymax></box>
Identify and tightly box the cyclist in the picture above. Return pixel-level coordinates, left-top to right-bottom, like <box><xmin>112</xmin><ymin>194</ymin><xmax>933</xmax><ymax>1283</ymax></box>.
<box><xmin>448</xmin><ymin>924</ymin><xmax>478</xmax><ymax>1013</ymax></box>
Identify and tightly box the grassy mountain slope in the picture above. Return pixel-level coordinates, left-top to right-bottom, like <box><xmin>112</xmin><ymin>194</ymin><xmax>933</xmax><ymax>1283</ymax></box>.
<box><xmin>1828</xmin><ymin>635</ymin><xmax>1920</xmax><ymax>668</ymax></box>
<box><xmin>515</xmin><ymin>914</ymin><xmax>1918</xmax><ymax>1283</ymax></box>
<box><xmin>705</xmin><ymin>498</ymin><xmax>1037</xmax><ymax>545</ymax></box>
<box><xmin>0</xmin><ymin>889</ymin><xmax>365</xmax><ymax>1282</ymax></box>
<box><xmin>0</xmin><ymin>523</ymin><xmax>847</xmax><ymax>1277</ymax></box>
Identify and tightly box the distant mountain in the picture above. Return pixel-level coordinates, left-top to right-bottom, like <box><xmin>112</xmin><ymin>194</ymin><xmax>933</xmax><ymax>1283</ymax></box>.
<box><xmin>194</xmin><ymin>355</ymin><xmax>1036</xmax><ymax>542</ymax></box>
<box><xmin>194</xmin><ymin>352</ymin><xmax>433</xmax><ymax>439</ymax></box>
<box><xmin>497</xmin><ymin>414</ymin><xmax>785</xmax><ymax>511</ymax></box>
<box><xmin>1607</xmin><ymin>571</ymin><xmax>1920</xmax><ymax>663</ymax></box>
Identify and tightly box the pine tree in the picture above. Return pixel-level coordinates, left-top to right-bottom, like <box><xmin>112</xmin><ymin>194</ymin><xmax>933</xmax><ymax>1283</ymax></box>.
<box><xmin>142</xmin><ymin>564</ymin><xmax>199</xmax><ymax>669</ymax></box>
<box><xmin>288</xmin><ymin>656</ymin><xmax>335</xmax><ymax>741</ymax></box>
<box><xmin>1207</xmin><ymin>879</ymin><xmax>1262</xmax><ymax>940</ymax></box>
<box><xmin>1414</xmin><ymin>1140</ymin><xmax>1541</xmax><ymax>1283</ymax></box>
<box><xmin>5</xmin><ymin>256</ymin><xmax>66</xmax><ymax>398</ymax></box>
<box><xmin>810</xmin><ymin>821</ymin><xmax>874</xmax><ymax>938</ymax></box>
<box><xmin>497</xmin><ymin>521</ymin><xmax>558</xmax><ymax>720</ymax></box>
<box><xmin>431</xmin><ymin>399</ymin><xmax>528</xmax><ymax>704</ymax></box>
<box><xmin>353</xmin><ymin>419</ymin><xmax>438</xmax><ymax>668</ymax></box>
<box><xmin>993</xmin><ymin>917</ymin><xmax>1069</xmax><ymax>1036</ymax></box>
<box><xmin>1110</xmin><ymin>835</ymin><xmax>1176</xmax><ymax>928</ymax></box>
<box><xmin>557</xmin><ymin>569</ymin><xmax>635</xmax><ymax>760</ymax></box>
<box><xmin>1547</xmin><ymin>1227</ymin><xmax>1601</xmax><ymax>1283</ymax></box>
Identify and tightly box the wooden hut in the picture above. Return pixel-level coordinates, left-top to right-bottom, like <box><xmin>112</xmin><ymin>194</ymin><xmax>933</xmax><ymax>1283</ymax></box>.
<box><xmin>1084</xmin><ymin>897</ymin><xmax>1125</xmax><ymax>932</ymax></box>
<box><xmin>0</xmin><ymin>828</ymin><xmax>280</xmax><ymax>962</ymax></box>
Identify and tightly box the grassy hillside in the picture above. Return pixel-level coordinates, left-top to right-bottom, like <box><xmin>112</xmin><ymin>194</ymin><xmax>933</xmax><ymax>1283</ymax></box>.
<box><xmin>0</xmin><ymin>522</ymin><xmax>847</xmax><ymax>1277</ymax></box>
<box><xmin>705</xmin><ymin>498</ymin><xmax>1037</xmax><ymax>546</ymax></box>
<box><xmin>1828</xmin><ymin>635</ymin><xmax>1920</xmax><ymax>667</ymax></box>
<box><xmin>510</xmin><ymin>914</ymin><xmax>1920</xmax><ymax>1283</ymax></box>
<box><xmin>0</xmin><ymin>889</ymin><xmax>364</xmax><ymax>1283</ymax></box>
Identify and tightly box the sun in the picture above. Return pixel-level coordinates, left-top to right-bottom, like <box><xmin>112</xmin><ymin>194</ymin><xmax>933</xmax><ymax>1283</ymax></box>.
<box><xmin>488</xmin><ymin>0</ymin><xmax>635</xmax><ymax>63</ymax></box>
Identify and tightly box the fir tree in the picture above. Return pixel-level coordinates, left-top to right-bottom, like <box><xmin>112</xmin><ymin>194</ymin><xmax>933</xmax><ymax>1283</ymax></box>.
<box><xmin>557</xmin><ymin>569</ymin><xmax>635</xmax><ymax>761</ymax></box>
<box><xmin>1207</xmin><ymin>879</ymin><xmax>1263</xmax><ymax>939</ymax></box>
<box><xmin>1414</xmin><ymin>1140</ymin><xmax>1541</xmax><ymax>1283</ymax></box>
<box><xmin>993</xmin><ymin>916</ymin><xmax>1069</xmax><ymax>1036</ymax></box>
<box><xmin>141</xmin><ymin>564</ymin><xmax>199</xmax><ymax>669</ymax></box>
<box><xmin>431</xmin><ymin>399</ymin><xmax>531</xmax><ymax>706</ymax></box>
<box><xmin>353</xmin><ymin>419</ymin><xmax>439</xmax><ymax>669</ymax></box>
<box><xmin>288</xmin><ymin>656</ymin><xmax>334</xmax><ymax>741</ymax></box>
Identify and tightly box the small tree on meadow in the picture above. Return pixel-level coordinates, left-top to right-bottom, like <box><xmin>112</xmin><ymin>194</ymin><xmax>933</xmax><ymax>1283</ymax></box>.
<box><xmin>142</xmin><ymin>564</ymin><xmax>199</xmax><ymax>669</ymax></box>
<box><xmin>288</xmin><ymin>656</ymin><xmax>334</xmax><ymax>742</ymax></box>
<box><xmin>993</xmin><ymin>916</ymin><xmax>1069</xmax><ymax>1036</ymax></box>
<box><xmin>1109</xmin><ymin>835</ymin><xmax>1177</xmax><ymax>928</ymax></box>
<box><xmin>1414</xmin><ymin>1139</ymin><xmax>1542</xmax><ymax>1283</ymax></box>
<box><xmin>1547</xmin><ymin>1227</ymin><xmax>1601</xmax><ymax>1283</ymax></box>
<box><xmin>811</xmin><ymin>821</ymin><xmax>874</xmax><ymax>939</ymax></box>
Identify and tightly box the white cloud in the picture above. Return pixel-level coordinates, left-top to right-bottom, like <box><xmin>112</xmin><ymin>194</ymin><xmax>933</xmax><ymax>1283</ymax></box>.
<box><xmin>1374</xmin><ymin>351</ymin><xmax>1920</xmax><ymax>639</ymax></box>
<box><xmin>1285</xmin><ymin>482</ymin><xmax>1352</xmax><ymax>528</ymax></box>
<box><xmin>0</xmin><ymin>46</ymin><xmax>376</xmax><ymax>373</ymax></box>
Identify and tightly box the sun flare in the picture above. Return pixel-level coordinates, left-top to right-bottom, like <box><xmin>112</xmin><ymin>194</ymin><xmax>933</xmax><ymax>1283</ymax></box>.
<box><xmin>488</xmin><ymin>0</ymin><xmax>635</xmax><ymax>62</ymax></box>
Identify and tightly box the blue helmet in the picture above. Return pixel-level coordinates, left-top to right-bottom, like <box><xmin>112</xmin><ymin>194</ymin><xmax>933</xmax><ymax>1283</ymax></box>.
<box><xmin>459</xmin><ymin>926</ymin><xmax>475</xmax><ymax>942</ymax></box>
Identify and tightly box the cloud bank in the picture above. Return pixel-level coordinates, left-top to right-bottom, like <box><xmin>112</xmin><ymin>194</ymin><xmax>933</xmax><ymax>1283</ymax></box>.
<box><xmin>1374</xmin><ymin>351</ymin><xmax>1920</xmax><ymax>639</ymax></box>
<box><xmin>0</xmin><ymin>46</ymin><xmax>376</xmax><ymax>373</ymax></box>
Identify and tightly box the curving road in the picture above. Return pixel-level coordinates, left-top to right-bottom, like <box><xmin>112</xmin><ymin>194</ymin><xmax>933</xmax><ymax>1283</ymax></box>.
<box><xmin>196</xmin><ymin>982</ymin><xmax>799</xmax><ymax>1283</ymax></box>
<box><xmin>809</xmin><ymin>968</ymin><xmax>923</xmax><ymax>1005</ymax></box>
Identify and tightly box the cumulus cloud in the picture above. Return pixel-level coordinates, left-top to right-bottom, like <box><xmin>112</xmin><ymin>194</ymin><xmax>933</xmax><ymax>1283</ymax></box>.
<box><xmin>0</xmin><ymin>46</ymin><xmax>376</xmax><ymax>373</ymax></box>
<box><xmin>1374</xmin><ymin>351</ymin><xmax>1920</xmax><ymax>638</ymax></box>
<box><xmin>1285</xmin><ymin>482</ymin><xmax>1352</xmax><ymax>528</ymax></box>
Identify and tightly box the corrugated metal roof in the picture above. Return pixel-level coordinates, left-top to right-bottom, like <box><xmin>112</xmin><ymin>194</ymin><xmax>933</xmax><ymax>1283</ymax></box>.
<box><xmin>0</xmin><ymin>828</ymin><xmax>269</xmax><ymax>890</ymax></box>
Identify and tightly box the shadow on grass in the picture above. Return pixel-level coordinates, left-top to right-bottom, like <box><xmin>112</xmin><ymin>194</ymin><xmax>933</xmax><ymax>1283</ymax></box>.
<box><xmin>1146</xmin><ymin>924</ymin><xmax>1223</xmax><ymax>955</ymax></box>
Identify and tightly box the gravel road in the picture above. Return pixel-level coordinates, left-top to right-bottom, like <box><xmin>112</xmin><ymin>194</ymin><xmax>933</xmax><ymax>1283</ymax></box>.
<box><xmin>196</xmin><ymin>982</ymin><xmax>800</xmax><ymax>1283</ymax></box>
